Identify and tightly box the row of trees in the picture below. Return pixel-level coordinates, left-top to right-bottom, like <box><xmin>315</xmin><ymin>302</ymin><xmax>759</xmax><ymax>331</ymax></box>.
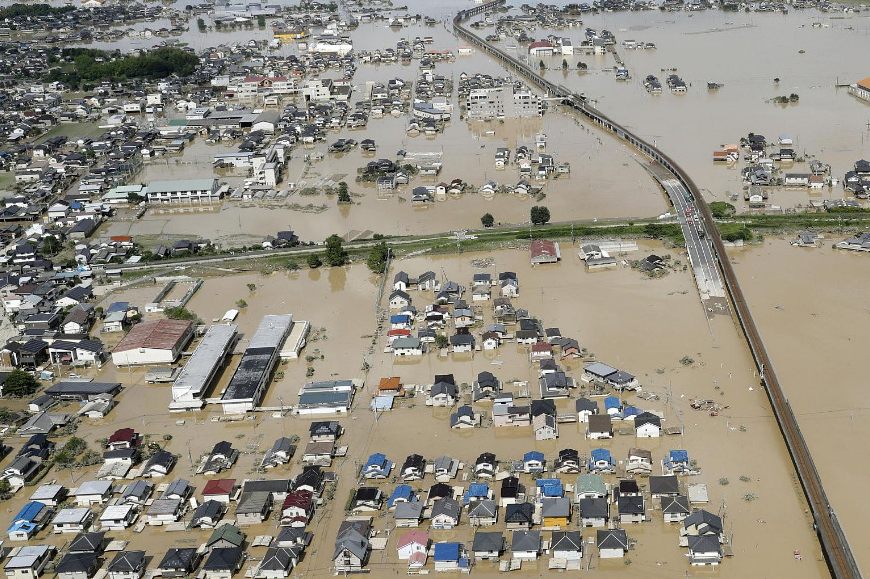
<box><xmin>46</xmin><ymin>47</ymin><xmax>199</xmax><ymax>88</ymax></box>
<box><xmin>481</xmin><ymin>207</ymin><xmax>551</xmax><ymax>228</ymax></box>
<box><xmin>0</xmin><ymin>3</ymin><xmax>73</xmax><ymax>18</ymax></box>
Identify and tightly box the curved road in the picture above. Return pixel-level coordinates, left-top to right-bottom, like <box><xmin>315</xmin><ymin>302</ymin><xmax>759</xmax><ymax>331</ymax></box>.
<box><xmin>452</xmin><ymin>2</ymin><xmax>861</xmax><ymax>578</ymax></box>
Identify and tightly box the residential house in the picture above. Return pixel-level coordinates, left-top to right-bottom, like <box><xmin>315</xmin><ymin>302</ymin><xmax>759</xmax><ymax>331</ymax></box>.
<box><xmin>433</xmin><ymin>543</ymin><xmax>468</xmax><ymax>573</ymax></box>
<box><xmin>662</xmin><ymin>496</ymin><xmax>691</xmax><ymax>523</ymax></box>
<box><xmin>430</xmin><ymin>497</ymin><xmax>461</xmax><ymax>530</ymax></box>
<box><xmin>236</xmin><ymin>491</ymin><xmax>272</xmax><ymax>525</ymax></box>
<box><xmin>587</xmin><ymin>414</ymin><xmax>613</xmax><ymax>440</ymax></box>
<box><xmin>55</xmin><ymin>552</ymin><xmax>100</xmax><ymax>579</ymax></box>
<box><xmin>468</xmin><ymin>499</ymin><xmax>498</xmax><ymax>527</ymax></box>
<box><xmin>350</xmin><ymin>487</ymin><xmax>383</xmax><ymax>513</ymax></box>
<box><xmin>511</xmin><ymin>530</ymin><xmax>541</xmax><ymax>560</ymax></box>
<box><xmin>541</xmin><ymin>497</ymin><xmax>571</xmax><ymax>528</ymax></box>
<box><xmin>649</xmin><ymin>475</ymin><xmax>680</xmax><ymax>499</ymax></box>
<box><xmin>202</xmin><ymin>479</ymin><xmax>237</xmax><ymax>504</ymax></box>
<box><xmin>575</xmin><ymin>398</ymin><xmax>598</xmax><ymax>422</ymax></box>
<box><xmin>362</xmin><ymin>453</ymin><xmax>393</xmax><ymax>479</ymax></box>
<box><xmin>597</xmin><ymin>529</ymin><xmax>629</xmax><ymax>559</ymax></box>
<box><xmin>206</xmin><ymin>524</ymin><xmax>245</xmax><ymax>551</ymax></box>
<box><xmin>157</xmin><ymin>548</ymin><xmax>201</xmax><ymax>578</ymax></box>
<box><xmin>393</xmin><ymin>502</ymin><xmax>424</xmax><ymax>528</ymax></box>
<box><xmin>8</xmin><ymin>502</ymin><xmax>53</xmax><ymax>541</ymax></box>
<box><xmin>635</xmin><ymin>412</ymin><xmax>662</xmax><ymax>437</ymax></box>
<box><xmin>475</xmin><ymin>452</ymin><xmax>497</xmax><ymax>479</ymax></box>
<box><xmin>587</xmin><ymin>449</ymin><xmax>616</xmax><ymax>474</ymax></box>
<box><xmin>191</xmin><ymin>500</ymin><xmax>227</xmax><ymax>529</ymax></box>
<box><xmin>471</xmin><ymin>531</ymin><xmax>504</xmax><ymax>560</ymax></box>
<box><xmin>578</xmin><ymin>497</ymin><xmax>609</xmax><ymax>528</ymax></box>
<box><xmin>550</xmin><ymin>531</ymin><xmax>583</xmax><ymax>562</ymax></box>
<box><xmin>98</xmin><ymin>505</ymin><xmax>138</xmax><ymax>531</ymax></box>
<box><xmin>4</xmin><ymin>546</ymin><xmax>56</xmax><ymax>579</ymax></box>
<box><xmin>107</xmin><ymin>551</ymin><xmax>146</xmax><ymax>579</ymax></box>
<box><xmin>332</xmin><ymin>519</ymin><xmax>371</xmax><ymax>573</ymax></box>
<box><xmin>504</xmin><ymin>502</ymin><xmax>534</xmax><ymax>530</ymax></box>
<box><xmin>256</xmin><ymin>547</ymin><xmax>300</xmax><ymax>578</ymax></box>
<box><xmin>202</xmin><ymin>548</ymin><xmax>244</xmax><ymax>579</ymax></box>
<box><xmin>51</xmin><ymin>508</ymin><xmax>93</xmax><ymax>534</ymax></box>
<box><xmin>688</xmin><ymin>535</ymin><xmax>723</xmax><ymax>566</ymax></box>
<box><xmin>554</xmin><ymin>449</ymin><xmax>581</xmax><ymax>474</ymax></box>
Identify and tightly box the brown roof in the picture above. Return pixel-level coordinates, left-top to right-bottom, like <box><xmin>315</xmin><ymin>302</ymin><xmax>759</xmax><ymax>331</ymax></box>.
<box><xmin>378</xmin><ymin>377</ymin><xmax>402</xmax><ymax>392</ymax></box>
<box><xmin>858</xmin><ymin>77</ymin><xmax>870</xmax><ymax>91</ymax></box>
<box><xmin>113</xmin><ymin>319</ymin><xmax>193</xmax><ymax>353</ymax></box>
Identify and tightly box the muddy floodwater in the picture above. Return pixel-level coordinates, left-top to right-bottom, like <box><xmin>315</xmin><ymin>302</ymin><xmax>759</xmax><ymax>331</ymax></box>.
<box><xmin>13</xmin><ymin>243</ymin><xmax>826</xmax><ymax>577</ymax></box>
<box><xmin>507</xmin><ymin>6</ymin><xmax>870</xmax><ymax>209</ymax></box>
<box><xmin>733</xmin><ymin>238</ymin><xmax>870</xmax><ymax>572</ymax></box>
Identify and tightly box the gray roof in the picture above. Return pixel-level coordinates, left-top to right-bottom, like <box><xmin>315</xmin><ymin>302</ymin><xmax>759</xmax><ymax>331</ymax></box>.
<box><xmin>108</xmin><ymin>551</ymin><xmax>145</xmax><ymax>573</ymax></box>
<box><xmin>649</xmin><ymin>475</ymin><xmax>679</xmax><ymax>495</ymax></box>
<box><xmin>393</xmin><ymin>501</ymin><xmax>424</xmax><ymax>520</ymax></box>
<box><xmin>597</xmin><ymin>529</ymin><xmax>628</xmax><ymax>550</ymax></box>
<box><xmin>147</xmin><ymin>178</ymin><xmax>217</xmax><ymax>194</ymax></box>
<box><xmin>236</xmin><ymin>491</ymin><xmax>271</xmax><ymax>514</ymax></box>
<box><xmin>468</xmin><ymin>499</ymin><xmax>497</xmax><ymax>519</ymax></box>
<box><xmin>550</xmin><ymin>531</ymin><xmax>582</xmax><ymax>552</ymax></box>
<box><xmin>578</xmin><ymin>497</ymin><xmax>609</xmax><ymax>519</ymax></box>
<box><xmin>158</xmin><ymin>548</ymin><xmax>198</xmax><ymax>571</ymax></box>
<box><xmin>661</xmin><ymin>495</ymin><xmax>691</xmax><ymax>515</ymax></box>
<box><xmin>540</xmin><ymin>497</ymin><xmax>571</xmax><ymax>518</ymax></box>
<box><xmin>172</xmin><ymin>324</ymin><xmax>237</xmax><ymax>401</ymax></box>
<box><xmin>203</xmin><ymin>547</ymin><xmax>243</xmax><ymax>571</ymax></box>
<box><xmin>511</xmin><ymin>530</ymin><xmax>540</xmax><ymax>552</ymax></box>
<box><xmin>471</xmin><ymin>531</ymin><xmax>503</xmax><ymax>553</ymax></box>
<box><xmin>431</xmin><ymin>497</ymin><xmax>461</xmax><ymax>520</ymax></box>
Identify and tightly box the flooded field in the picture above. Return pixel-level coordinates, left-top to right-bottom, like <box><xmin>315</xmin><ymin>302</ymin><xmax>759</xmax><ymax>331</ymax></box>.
<box><xmin>733</xmin><ymin>238</ymin><xmax>870</xmax><ymax>571</ymax></box>
<box><xmin>511</xmin><ymin>7</ymin><xmax>870</xmax><ymax>209</ymax></box>
<box><xmin>9</xmin><ymin>243</ymin><xmax>827</xmax><ymax>576</ymax></box>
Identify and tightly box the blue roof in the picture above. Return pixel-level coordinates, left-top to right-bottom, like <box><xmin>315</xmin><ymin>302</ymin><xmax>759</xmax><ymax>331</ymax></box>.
<box><xmin>536</xmin><ymin>478</ymin><xmax>563</xmax><ymax>497</ymax></box>
<box><xmin>434</xmin><ymin>542</ymin><xmax>461</xmax><ymax>562</ymax></box>
<box><xmin>590</xmin><ymin>448</ymin><xmax>612</xmax><ymax>462</ymax></box>
<box><xmin>106</xmin><ymin>301</ymin><xmax>130</xmax><ymax>313</ymax></box>
<box><xmin>669</xmin><ymin>449</ymin><xmax>689</xmax><ymax>462</ymax></box>
<box><xmin>388</xmin><ymin>484</ymin><xmax>414</xmax><ymax>507</ymax></box>
<box><xmin>390</xmin><ymin>314</ymin><xmax>411</xmax><ymax>323</ymax></box>
<box><xmin>604</xmin><ymin>396</ymin><xmax>620</xmax><ymax>409</ymax></box>
<box><xmin>13</xmin><ymin>501</ymin><xmax>44</xmax><ymax>523</ymax></box>
<box><xmin>622</xmin><ymin>405</ymin><xmax>641</xmax><ymax>417</ymax></box>
<box><xmin>523</xmin><ymin>451</ymin><xmax>544</xmax><ymax>463</ymax></box>
<box><xmin>467</xmin><ymin>483</ymin><xmax>489</xmax><ymax>495</ymax></box>
<box><xmin>365</xmin><ymin>453</ymin><xmax>387</xmax><ymax>467</ymax></box>
<box><xmin>7</xmin><ymin>520</ymin><xmax>37</xmax><ymax>534</ymax></box>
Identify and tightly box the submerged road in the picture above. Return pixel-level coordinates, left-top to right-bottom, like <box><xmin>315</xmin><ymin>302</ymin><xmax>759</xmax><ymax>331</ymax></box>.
<box><xmin>452</xmin><ymin>2</ymin><xmax>862</xmax><ymax>577</ymax></box>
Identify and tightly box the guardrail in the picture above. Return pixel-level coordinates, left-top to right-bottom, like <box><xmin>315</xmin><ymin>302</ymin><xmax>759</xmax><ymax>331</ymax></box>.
<box><xmin>454</xmin><ymin>3</ymin><xmax>862</xmax><ymax>577</ymax></box>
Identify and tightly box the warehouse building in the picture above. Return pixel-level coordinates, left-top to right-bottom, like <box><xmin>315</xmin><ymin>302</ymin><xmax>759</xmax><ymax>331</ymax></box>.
<box><xmin>170</xmin><ymin>324</ymin><xmax>238</xmax><ymax>411</ymax></box>
<box><xmin>219</xmin><ymin>314</ymin><xmax>293</xmax><ymax>414</ymax></box>
<box><xmin>111</xmin><ymin>320</ymin><xmax>194</xmax><ymax>366</ymax></box>
<box><xmin>146</xmin><ymin>178</ymin><xmax>223</xmax><ymax>204</ymax></box>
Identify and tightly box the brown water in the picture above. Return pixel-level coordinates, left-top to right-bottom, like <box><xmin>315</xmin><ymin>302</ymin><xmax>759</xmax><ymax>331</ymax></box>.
<box><xmin>516</xmin><ymin>7</ymin><xmax>870</xmax><ymax>209</ymax></box>
<box><xmin>15</xmin><ymin>244</ymin><xmax>827</xmax><ymax>577</ymax></box>
<box><xmin>733</xmin><ymin>238</ymin><xmax>870</xmax><ymax>572</ymax></box>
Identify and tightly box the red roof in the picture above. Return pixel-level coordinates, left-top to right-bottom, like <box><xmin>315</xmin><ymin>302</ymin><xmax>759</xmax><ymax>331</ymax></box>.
<box><xmin>528</xmin><ymin>40</ymin><xmax>554</xmax><ymax>49</ymax></box>
<box><xmin>387</xmin><ymin>328</ymin><xmax>411</xmax><ymax>337</ymax></box>
<box><xmin>108</xmin><ymin>428</ymin><xmax>137</xmax><ymax>444</ymax></box>
<box><xmin>203</xmin><ymin>478</ymin><xmax>237</xmax><ymax>496</ymax></box>
<box><xmin>282</xmin><ymin>490</ymin><xmax>313</xmax><ymax>509</ymax></box>
<box><xmin>530</xmin><ymin>239</ymin><xmax>559</xmax><ymax>259</ymax></box>
<box><xmin>531</xmin><ymin>342</ymin><xmax>552</xmax><ymax>352</ymax></box>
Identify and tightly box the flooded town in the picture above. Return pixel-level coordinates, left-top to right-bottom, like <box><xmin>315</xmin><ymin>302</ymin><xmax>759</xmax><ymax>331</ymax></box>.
<box><xmin>0</xmin><ymin>0</ymin><xmax>868</xmax><ymax>577</ymax></box>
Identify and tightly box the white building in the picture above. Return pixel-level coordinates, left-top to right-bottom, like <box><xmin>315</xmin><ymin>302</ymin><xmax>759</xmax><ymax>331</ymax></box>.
<box><xmin>146</xmin><ymin>178</ymin><xmax>223</xmax><ymax>204</ymax></box>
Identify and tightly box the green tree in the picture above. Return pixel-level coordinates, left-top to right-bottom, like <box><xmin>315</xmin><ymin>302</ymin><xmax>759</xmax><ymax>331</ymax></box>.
<box><xmin>709</xmin><ymin>201</ymin><xmax>736</xmax><ymax>219</ymax></box>
<box><xmin>481</xmin><ymin>213</ymin><xmax>494</xmax><ymax>228</ymax></box>
<box><xmin>306</xmin><ymin>254</ymin><xmax>322</xmax><ymax>268</ymax></box>
<box><xmin>539</xmin><ymin>59</ymin><xmax>546</xmax><ymax>70</ymax></box>
<box><xmin>197</xmin><ymin>17</ymin><xmax>206</xmax><ymax>32</ymax></box>
<box><xmin>562</xmin><ymin>58</ymin><xmax>568</xmax><ymax>69</ymax></box>
<box><xmin>40</xmin><ymin>236</ymin><xmax>61</xmax><ymax>256</ymax></box>
<box><xmin>2</xmin><ymin>370</ymin><xmax>38</xmax><ymax>397</ymax></box>
<box><xmin>366</xmin><ymin>241</ymin><xmax>389</xmax><ymax>274</ymax></box>
<box><xmin>530</xmin><ymin>206</ymin><xmax>551</xmax><ymax>225</ymax></box>
<box><xmin>577</xmin><ymin>62</ymin><xmax>587</xmax><ymax>70</ymax></box>
<box><xmin>164</xmin><ymin>307</ymin><xmax>199</xmax><ymax>321</ymax></box>
<box><xmin>257</xmin><ymin>15</ymin><xmax>266</xmax><ymax>28</ymax></box>
<box><xmin>236</xmin><ymin>299</ymin><xmax>248</xmax><ymax>309</ymax></box>
<box><xmin>434</xmin><ymin>334</ymin><xmax>449</xmax><ymax>349</ymax></box>
<box><xmin>324</xmin><ymin>234</ymin><xmax>347</xmax><ymax>266</ymax></box>
<box><xmin>287</xmin><ymin>259</ymin><xmax>300</xmax><ymax>271</ymax></box>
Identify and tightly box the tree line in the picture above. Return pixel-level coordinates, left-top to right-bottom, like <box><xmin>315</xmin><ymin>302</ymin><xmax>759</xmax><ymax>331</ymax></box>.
<box><xmin>45</xmin><ymin>47</ymin><xmax>199</xmax><ymax>88</ymax></box>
